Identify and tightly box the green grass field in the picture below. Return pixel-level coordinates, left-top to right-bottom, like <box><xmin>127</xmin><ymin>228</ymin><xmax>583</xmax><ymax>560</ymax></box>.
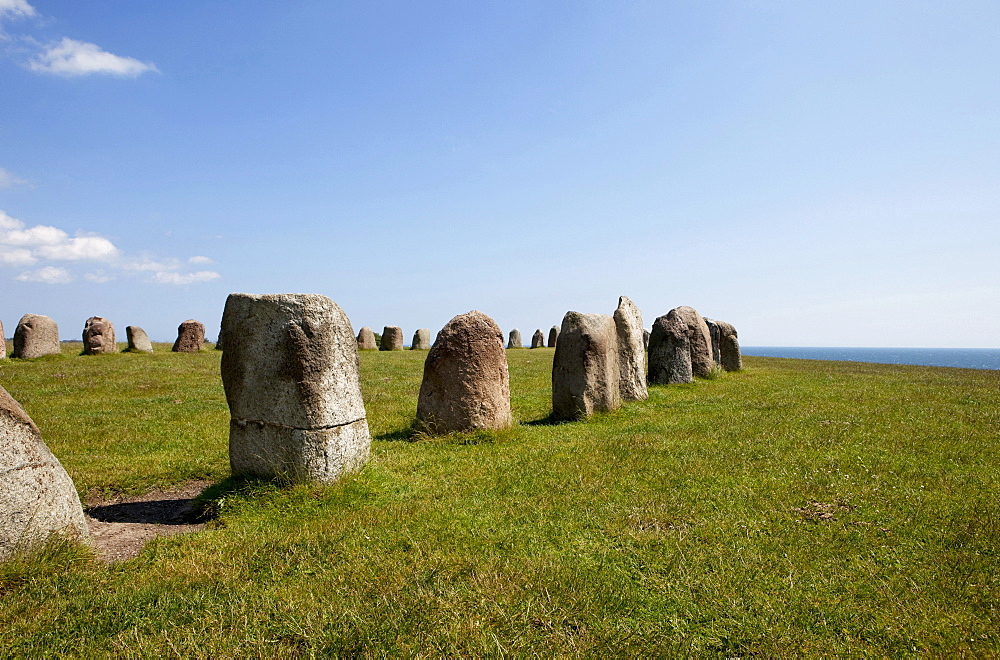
<box><xmin>1</xmin><ymin>343</ymin><xmax>998</xmax><ymax>655</ymax></box>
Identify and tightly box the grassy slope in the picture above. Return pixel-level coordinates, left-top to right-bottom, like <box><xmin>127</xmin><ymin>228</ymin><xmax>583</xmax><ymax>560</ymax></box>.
<box><xmin>0</xmin><ymin>344</ymin><xmax>998</xmax><ymax>655</ymax></box>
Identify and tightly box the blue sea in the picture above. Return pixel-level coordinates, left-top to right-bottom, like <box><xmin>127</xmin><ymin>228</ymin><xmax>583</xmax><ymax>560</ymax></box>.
<box><xmin>741</xmin><ymin>347</ymin><xmax>1000</xmax><ymax>371</ymax></box>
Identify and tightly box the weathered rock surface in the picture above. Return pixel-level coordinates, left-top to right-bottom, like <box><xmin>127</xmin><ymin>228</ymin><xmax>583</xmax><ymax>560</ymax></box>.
<box><xmin>705</xmin><ymin>318</ymin><xmax>721</xmax><ymax>365</ymax></box>
<box><xmin>715</xmin><ymin>320</ymin><xmax>742</xmax><ymax>371</ymax></box>
<box><xmin>548</xmin><ymin>326</ymin><xmax>559</xmax><ymax>348</ymax></box>
<box><xmin>672</xmin><ymin>306</ymin><xmax>714</xmax><ymax>378</ymax></box>
<box><xmin>125</xmin><ymin>326</ymin><xmax>153</xmax><ymax>353</ymax></box>
<box><xmin>552</xmin><ymin>312</ymin><xmax>621</xmax><ymax>421</ymax></box>
<box><xmin>221</xmin><ymin>293</ymin><xmax>371</xmax><ymax>483</ymax></box>
<box><xmin>531</xmin><ymin>329</ymin><xmax>545</xmax><ymax>348</ymax></box>
<box><xmin>614</xmin><ymin>296</ymin><xmax>648</xmax><ymax>401</ymax></box>
<box><xmin>380</xmin><ymin>326</ymin><xmax>403</xmax><ymax>351</ymax></box>
<box><xmin>411</xmin><ymin>328</ymin><xmax>431</xmax><ymax>350</ymax></box>
<box><xmin>647</xmin><ymin>312</ymin><xmax>693</xmax><ymax>385</ymax></box>
<box><xmin>507</xmin><ymin>329</ymin><xmax>522</xmax><ymax>349</ymax></box>
<box><xmin>356</xmin><ymin>327</ymin><xmax>377</xmax><ymax>350</ymax></box>
<box><xmin>12</xmin><ymin>314</ymin><xmax>60</xmax><ymax>359</ymax></box>
<box><xmin>82</xmin><ymin>316</ymin><xmax>116</xmax><ymax>355</ymax></box>
<box><xmin>171</xmin><ymin>320</ymin><xmax>205</xmax><ymax>353</ymax></box>
<box><xmin>1</xmin><ymin>384</ymin><xmax>89</xmax><ymax>560</ymax></box>
<box><xmin>643</xmin><ymin>328</ymin><xmax>650</xmax><ymax>349</ymax></box>
<box><xmin>416</xmin><ymin>311</ymin><xmax>511</xmax><ymax>434</ymax></box>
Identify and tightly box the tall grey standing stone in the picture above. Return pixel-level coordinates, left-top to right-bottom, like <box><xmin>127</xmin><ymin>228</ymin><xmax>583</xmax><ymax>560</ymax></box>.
<box><xmin>613</xmin><ymin>296</ymin><xmax>648</xmax><ymax>401</ymax></box>
<box><xmin>126</xmin><ymin>326</ymin><xmax>153</xmax><ymax>353</ymax></box>
<box><xmin>416</xmin><ymin>311</ymin><xmax>512</xmax><ymax>434</ymax></box>
<box><xmin>357</xmin><ymin>326</ymin><xmax>377</xmax><ymax>350</ymax></box>
<box><xmin>647</xmin><ymin>312</ymin><xmax>693</xmax><ymax>385</ymax></box>
<box><xmin>411</xmin><ymin>328</ymin><xmax>431</xmax><ymax>350</ymax></box>
<box><xmin>547</xmin><ymin>326</ymin><xmax>559</xmax><ymax>348</ymax></box>
<box><xmin>221</xmin><ymin>293</ymin><xmax>371</xmax><ymax>483</ymax></box>
<box><xmin>643</xmin><ymin>329</ymin><xmax>650</xmax><ymax>349</ymax></box>
<box><xmin>82</xmin><ymin>316</ymin><xmax>116</xmax><ymax>355</ymax></box>
<box><xmin>669</xmin><ymin>306</ymin><xmax>714</xmax><ymax>378</ymax></box>
<box><xmin>705</xmin><ymin>318</ymin><xmax>721</xmax><ymax>365</ymax></box>
<box><xmin>380</xmin><ymin>326</ymin><xmax>403</xmax><ymax>351</ymax></box>
<box><xmin>172</xmin><ymin>319</ymin><xmax>205</xmax><ymax>352</ymax></box>
<box><xmin>552</xmin><ymin>312</ymin><xmax>621</xmax><ymax>421</ymax></box>
<box><xmin>507</xmin><ymin>329</ymin><xmax>522</xmax><ymax>349</ymax></box>
<box><xmin>1</xmin><ymin>384</ymin><xmax>89</xmax><ymax>560</ymax></box>
<box><xmin>531</xmin><ymin>329</ymin><xmax>545</xmax><ymax>348</ymax></box>
<box><xmin>12</xmin><ymin>314</ymin><xmax>60</xmax><ymax>359</ymax></box>
<box><xmin>715</xmin><ymin>320</ymin><xmax>742</xmax><ymax>372</ymax></box>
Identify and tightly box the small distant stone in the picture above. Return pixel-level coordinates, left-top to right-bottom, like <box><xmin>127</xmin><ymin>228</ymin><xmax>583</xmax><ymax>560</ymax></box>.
<box><xmin>125</xmin><ymin>326</ymin><xmax>153</xmax><ymax>353</ymax></box>
<box><xmin>614</xmin><ymin>296</ymin><xmax>647</xmax><ymax>401</ymax></box>
<box><xmin>357</xmin><ymin>327</ymin><xmax>377</xmax><ymax>350</ymax></box>
<box><xmin>1</xmin><ymin>384</ymin><xmax>90</xmax><ymax>560</ymax></box>
<box><xmin>552</xmin><ymin>311</ymin><xmax>621</xmax><ymax>421</ymax></box>
<box><xmin>704</xmin><ymin>318</ymin><xmax>721</xmax><ymax>365</ymax></box>
<box><xmin>411</xmin><ymin>328</ymin><xmax>431</xmax><ymax>350</ymax></box>
<box><xmin>643</xmin><ymin>328</ymin><xmax>650</xmax><ymax>349</ymax></box>
<box><xmin>172</xmin><ymin>320</ymin><xmax>205</xmax><ymax>352</ymax></box>
<box><xmin>82</xmin><ymin>316</ymin><xmax>116</xmax><ymax>355</ymax></box>
<box><xmin>531</xmin><ymin>329</ymin><xmax>545</xmax><ymax>348</ymax></box>
<box><xmin>416</xmin><ymin>311</ymin><xmax>511</xmax><ymax>434</ymax></box>
<box><xmin>548</xmin><ymin>325</ymin><xmax>559</xmax><ymax>348</ymax></box>
<box><xmin>507</xmin><ymin>329</ymin><xmax>522</xmax><ymax>349</ymax></box>
<box><xmin>214</xmin><ymin>330</ymin><xmax>224</xmax><ymax>351</ymax></box>
<box><xmin>0</xmin><ymin>320</ymin><xmax>5</xmax><ymax>359</ymax></box>
<box><xmin>715</xmin><ymin>320</ymin><xmax>742</xmax><ymax>371</ymax></box>
<box><xmin>12</xmin><ymin>314</ymin><xmax>60</xmax><ymax>359</ymax></box>
<box><xmin>380</xmin><ymin>326</ymin><xmax>403</xmax><ymax>351</ymax></box>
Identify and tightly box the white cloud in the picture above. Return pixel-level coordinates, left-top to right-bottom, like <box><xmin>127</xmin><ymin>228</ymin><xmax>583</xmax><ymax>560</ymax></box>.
<box><xmin>84</xmin><ymin>270</ymin><xmax>113</xmax><ymax>283</ymax></box>
<box><xmin>152</xmin><ymin>270</ymin><xmax>221</xmax><ymax>285</ymax></box>
<box><xmin>123</xmin><ymin>256</ymin><xmax>181</xmax><ymax>272</ymax></box>
<box><xmin>29</xmin><ymin>37</ymin><xmax>158</xmax><ymax>77</ymax></box>
<box><xmin>188</xmin><ymin>255</ymin><xmax>214</xmax><ymax>265</ymax></box>
<box><xmin>0</xmin><ymin>210</ymin><xmax>120</xmax><ymax>262</ymax></box>
<box><xmin>16</xmin><ymin>265</ymin><xmax>73</xmax><ymax>284</ymax></box>
<box><xmin>0</xmin><ymin>167</ymin><xmax>29</xmax><ymax>189</ymax></box>
<box><xmin>0</xmin><ymin>247</ymin><xmax>35</xmax><ymax>266</ymax></box>
<box><xmin>0</xmin><ymin>0</ymin><xmax>36</xmax><ymax>20</ymax></box>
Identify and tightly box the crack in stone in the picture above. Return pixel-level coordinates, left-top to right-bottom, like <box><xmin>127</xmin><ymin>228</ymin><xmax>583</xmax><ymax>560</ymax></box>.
<box><xmin>232</xmin><ymin>417</ymin><xmax>366</xmax><ymax>432</ymax></box>
<box><xmin>0</xmin><ymin>462</ymin><xmax>47</xmax><ymax>478</ymax></box>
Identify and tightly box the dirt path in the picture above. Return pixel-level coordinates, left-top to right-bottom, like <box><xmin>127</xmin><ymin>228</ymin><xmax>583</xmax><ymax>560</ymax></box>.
<box><xmin>84</xmin><ymin>480</ymin><xmax>214</xmax><ymax>563</ymax></box>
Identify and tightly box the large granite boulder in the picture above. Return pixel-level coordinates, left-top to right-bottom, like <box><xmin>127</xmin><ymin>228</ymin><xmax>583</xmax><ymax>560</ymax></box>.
<box><xmin>705</xmin><ymin>318</ymin><xmax>721</xmax><ymax>365</ymax></box>
<box><xmin>172</xmin><ymin>319</ymin><xmax>205</xmax><ymax>353</ymax></box>
<box><xmin>82</xmin><ymin>316</ymin><xmax>116</xmax><ymax>355</ymax></box>
<box><xmin>1</xmin><ymin>385</ymin><xmax>89</xmax><ymax>560</ymax></box>
<box><xmin>357</xmin><ymin>327</ymin><xmax>377</xmax><ymax>350</ymax></box>
<box><xmin>715</xmin><ymin>320</ymin><xmax>742</xmax><ymax>372</ymax></box>
<box><xmin>12</xmin><ymin>314</ymin><xmax>60</xmax><ymax>359</ymax></box>
<box><xmin>673</xmin><ymin>306</ymin><xmax>714</xmax><ymax>378</ymax></box>
<box><xmin>647</xmin><ymin>312</ymin><xmax>693</xmax><ymax>385</ymax></box>
<box><xmin>614</xmin><ymin>296</ymin><xmax>648</xmax><ymax>401</ymax></box>
<box><xmin>221</xmin><ymin>293</ymin><xmax>371</xmax><ymax>483</ymax></box>
<box><xmin>411</xmin><ymin>328</ymin><xmax>431</xmax><ymax>350</ymax></box>
<box><xmin>416</xmin><ymin>311</ymin><xmax>511</xmax><ymax>434</ymax></box>
<box><xmin>547</xmin><ymin>325</ymin><xmax>559</xmax><ymax>348</ymax></box>
<box><xmin>126</xmin><ymin>326</ymin><xmax>153</xmax><ymax>353</ymax></box>
<box><xmin>507</xmin><ymin>329</ymin><xmax>522</xmax><ymax>349</ymax></box>
<box><xmin>531</xmin><ymin>329</ymin><xmax>545</xmax><ymax>348</ymax></box>
<box><xmin>552</xmin><ymin>312</ymin><xmax>621</xmax><ymax>421</ymax></box>
<box><xmin>380</xmin><ymin>326</ymin><xmax>403</xmax><ymax>351</ymax></box>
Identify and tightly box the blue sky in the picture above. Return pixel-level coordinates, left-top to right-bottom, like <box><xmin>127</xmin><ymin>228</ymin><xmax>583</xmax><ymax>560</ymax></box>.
<box><xmin>2</xmin><ymin>1</ymin><xmax>998</xmax><ymax>347</ymax></box>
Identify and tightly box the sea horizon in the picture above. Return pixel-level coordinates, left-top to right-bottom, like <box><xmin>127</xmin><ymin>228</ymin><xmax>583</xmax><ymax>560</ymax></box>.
<box><xmin>742</xmin><ymin>346</ymin><xmax>1000</xmax><ymax>371</ymax></box>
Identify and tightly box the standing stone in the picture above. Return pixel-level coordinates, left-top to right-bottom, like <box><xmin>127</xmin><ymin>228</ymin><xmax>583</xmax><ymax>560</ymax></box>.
<box><xmin>613</xmin><ymin>296</ymin><xmax>648</xmax><ymax>401</ymax></box>
<box><xmin>1</xmin><ymin>320</ymin><xmax>5</xmax><ymax>359</ymax></box>
<box><xmin>547</xmin><ymin>325</ymin><xmax>559</xmax><ymax>348</ymax></box>
<box><xmin>416</xmin><ymin>311</ymin><xmax>512</xmax><ymax>434</ymax></box>
<box><xmin>531</xmin><ymin>329</ymin><xmax>545</xmax><ymax>348</ymax></box>
<box><xmin>507</xmin><ymin>329</ymin><xmax>522</xmax><ymax>349</ymax></box>
<box><xmin>705</xmin><ymin>318</ymin><xmax>721</xmax><ymax>365</ymax></box>
<box><xmin>1</xmin><ymin>384</ymin><xmax>89</xmax><ymax>560</ymax></box>
<box><xmin>552</xmin><ymin>312</ymin><xmax>621</xmax><ymax>421</ymax></box>
<box><xmin>221</xmin><ymin>293</ymin><xmax>371</xmax><ymax>483</ymax></box>
<box><xmin>643</xmin><ymin>329</ymin><xmax>650</xmax><ymax>349</ymax></box>
<box><xmin>411</xmin><ymin>328</ymin><xmax>431</xmax><ymax>350</ymax></box>
<box><xmin>172</xmin><ymin>319</ymin><xmax>205</xmax><ymax>353</ymax></box>
<box><xmin>715</xmin><ymin>320</ymin><xmax>743</xmax><ymax>372</ymax></box>
<box><xmin>126</xmin><ymin>326</ymin><xmax>154</xmax><ymax>353</ymax></box>
<box><xmin>82</xmin><ymin>316</ymin><xmax>116</xmax><ymax>355</ymax></box>
<box><xmin>647</xmin><ymin>312</ymin><xmax>693</xmax><ymax>385</ymax></box>
<box><xmin>11</xmin><ymin>314</ymin><xmax>60</xmax><ymax>359</ymax></box>
<box><xmin>357</xmin><ymin>327</ymin><xmax>377</xmax><ymax>350</ymax></box>
<box><xmin>215</xmin><ymin>330</ymin><xmax>224</xmax><ymax>351</ymax></box>
<box><xmin>380</xmin><ymin>326</ymin><xmax>403</xmax><ymax>351</ymax></box>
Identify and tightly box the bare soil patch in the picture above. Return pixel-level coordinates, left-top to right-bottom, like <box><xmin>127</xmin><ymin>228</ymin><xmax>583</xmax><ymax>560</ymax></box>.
<box><xmin>84</xmin><ymin>480</ymin><xmax>214</xmax><ymax>562</ymax></box>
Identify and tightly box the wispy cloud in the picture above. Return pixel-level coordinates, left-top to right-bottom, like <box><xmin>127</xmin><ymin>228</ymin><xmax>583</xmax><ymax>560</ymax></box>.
<box><xmin>0</xmin><ymin>0</ymin><xmax>36</xmax><ymax>20</ymax></box>
<box><xmin>16</xmin><ymin>265</ymin><xmax>73</xmax><ymax>284</ymax></box>
<box><xmin>153</xmin><ymin>271</ymin><xmax>221</xmax><ymax>285</ymax></box>
<box><xmin>29</xmin><ymin>37</ymin><xmax>158</xmax><ymax>77</ymax></box>
<box><xmin>188</xmin><ymin>255</ymin><xmax>214</xmax><ymax>265</ymax></box>
<box><xmin>0</xmin><ymin>167</ymin><xmax>29</xmax><ymax>189</ymax></box>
